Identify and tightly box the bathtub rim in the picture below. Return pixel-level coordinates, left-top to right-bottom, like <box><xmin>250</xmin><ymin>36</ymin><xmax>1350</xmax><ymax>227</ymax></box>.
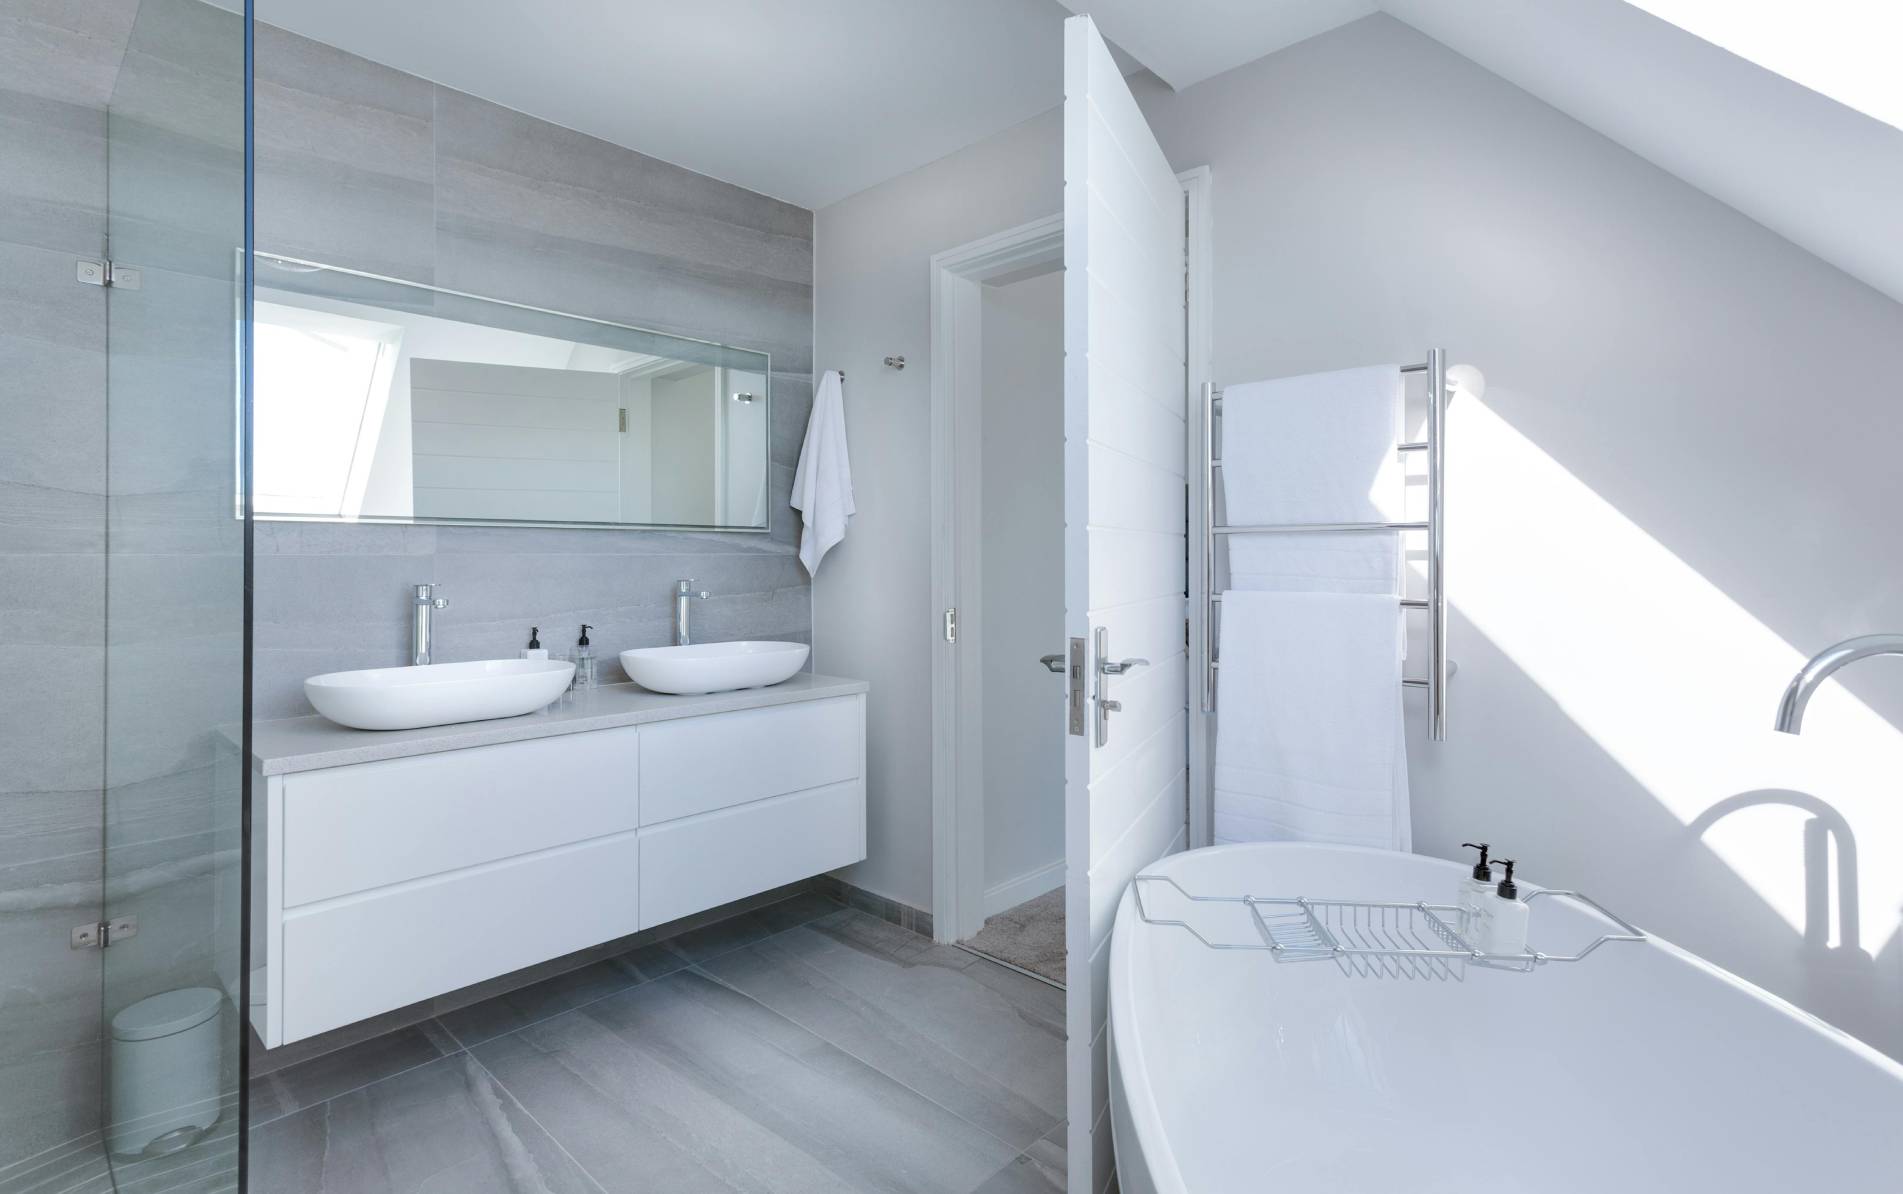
<box><xmin>1106</xmin><ymin>840</ymin><xmax>1903</xmax><ymax>1194</ymax></box>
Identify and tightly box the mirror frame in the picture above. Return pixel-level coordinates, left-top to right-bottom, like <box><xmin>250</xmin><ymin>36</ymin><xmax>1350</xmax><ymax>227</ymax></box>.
<box><xmin>243</xmin><ymin>251</ymin><xmax>773</xmax><ymax>534</ymax></box>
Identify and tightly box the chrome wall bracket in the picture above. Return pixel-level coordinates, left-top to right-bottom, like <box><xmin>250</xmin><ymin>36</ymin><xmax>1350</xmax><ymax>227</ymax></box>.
<box><xmin>77</xmin><ymin>259</ymin><xmax>141</xmax><ymax>289</ymax></box>
<box><xmin>71</xmin><ymin>916</ymin><xmax>139</xmax><ymax>950</ymax></box>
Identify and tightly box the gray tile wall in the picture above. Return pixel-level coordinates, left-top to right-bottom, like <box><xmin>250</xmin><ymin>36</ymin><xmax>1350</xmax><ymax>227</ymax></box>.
<box><xmin>252</xmin><ymin>25</ymin><xmax>816</xmax><ymax>719</ymax></box>
<box><xmin>0</xmin><ymin>0</ymin><xmax>138</xmax><ymax>1168</ymax></box>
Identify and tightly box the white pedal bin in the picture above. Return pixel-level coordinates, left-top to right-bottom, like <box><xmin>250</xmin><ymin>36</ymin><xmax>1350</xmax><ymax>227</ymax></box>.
<box><xmin>108</xmin><ymin>987</ymin><xmax>224</xmax><ymax>1157</ymax></box>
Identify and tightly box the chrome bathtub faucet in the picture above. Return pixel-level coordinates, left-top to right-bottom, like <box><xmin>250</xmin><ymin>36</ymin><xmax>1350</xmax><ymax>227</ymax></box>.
<box><xmin>1774</xmin><ymin>634</ymin><xmax>1903</xmax><ymax>733</ymax></box>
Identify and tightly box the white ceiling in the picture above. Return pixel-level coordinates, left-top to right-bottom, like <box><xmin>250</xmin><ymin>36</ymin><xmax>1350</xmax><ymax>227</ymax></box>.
<box><xmin>1053</xmin><ymin>0</ymin><xmax>1375</xmax><ymax>90</ymax></box>
<box><xmin>1378</xmin><ymin>0</ymin><xmax>1903</xmax><ymax>304</ymax></box>
<box><xmin>245</xmin><ymin>0</ymin><xmax>1903</xmax><ymax>303</ymax></box>
<box><xmin>249</xmin><ymin>0</ymin><xmax>1088</xmax><ymax>210</ymax></box>
<box><xmin>1072</xmin><ymin>0</ymin><xmax>1903</xmax><ymax>303</ymax></box>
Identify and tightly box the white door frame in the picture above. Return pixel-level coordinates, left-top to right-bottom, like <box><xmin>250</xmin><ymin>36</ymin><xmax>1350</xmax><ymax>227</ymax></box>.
<box><xmin>1183</xmin><ymin>164</ymin><xmax>1214</xmax><ymax>852</ymax></box>
<box><xmin>929</xmin><ymin>170</ymin><xmax>1212</xmax><ymax>944</ymax></box>
<box><xmin>929</xmin><ymin>213</ymin><xmax>1065</xmax><ymax>944</ymax></box>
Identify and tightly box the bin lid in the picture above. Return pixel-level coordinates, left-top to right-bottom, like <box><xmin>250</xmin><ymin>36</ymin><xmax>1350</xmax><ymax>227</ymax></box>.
<box><xmin>112</xmin><ymin>987</ymin><xmax>223</xmax><ymax>1042</ymax></box>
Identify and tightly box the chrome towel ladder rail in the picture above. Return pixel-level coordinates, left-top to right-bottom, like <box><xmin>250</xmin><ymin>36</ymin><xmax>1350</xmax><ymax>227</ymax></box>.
<box><xmin>1202</xmin><ymin>349</ymin><xmax>1450</xmax><ymax>740</ymax></box>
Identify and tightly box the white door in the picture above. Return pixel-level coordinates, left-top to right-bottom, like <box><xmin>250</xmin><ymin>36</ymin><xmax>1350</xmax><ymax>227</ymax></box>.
<box><xmin>1062</xmin><ymin>15</ymin><xmax>1190</xmax><ymax>1194</ymax></box>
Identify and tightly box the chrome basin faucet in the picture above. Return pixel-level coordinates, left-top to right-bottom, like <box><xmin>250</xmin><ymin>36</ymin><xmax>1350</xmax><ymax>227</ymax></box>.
<box><xmin>412</xmin><ymin>583</ymin><xmax>448</xmax><ymax>666</ymax></box>
<box><xmin>1773</xmin><ymin>634</ymin><xmax>1903</xmax><ymax>733</ymax></box>
<box><xmin>675</xmin><ymin>579</ymin><xmax>709</xmax><ymax>646</ymax></box>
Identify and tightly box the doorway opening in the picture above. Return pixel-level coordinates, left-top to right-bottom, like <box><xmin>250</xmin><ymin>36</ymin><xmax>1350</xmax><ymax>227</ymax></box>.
<box><xmin>929</xmin><ymin>216</ymin><xmax>1068</xmax><ymax>982</ymax></box>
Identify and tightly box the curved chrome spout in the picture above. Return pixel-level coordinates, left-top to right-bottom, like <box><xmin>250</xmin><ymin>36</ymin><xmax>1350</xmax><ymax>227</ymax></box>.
<box><xmin>1774</xmin><ymin>634</ymin><xmax>1903</xmax><ymax>733</ymax></box>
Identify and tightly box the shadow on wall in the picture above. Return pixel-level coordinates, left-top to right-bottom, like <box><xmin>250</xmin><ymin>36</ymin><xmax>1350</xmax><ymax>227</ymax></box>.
<box><xmin>1689</xmin><ymin>790</ymin><xmax>1887</xmax><ymax>1042</ymax></box>
<box><xmin>1417</xmin><ymin>612</ymin><xmax>1903</xmax><ymax>1059</ymax></box>
<box><xmin>1413</xmin><ymin>391</ymin><xmax>1903</xmax><ymax>1060</ymax></box>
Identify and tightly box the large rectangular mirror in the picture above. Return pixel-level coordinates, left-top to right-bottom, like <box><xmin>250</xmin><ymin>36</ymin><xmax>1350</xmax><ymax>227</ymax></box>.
<box><xmin>251</xmin><ymin>253</ymin><xmax>772</xmax><ymax>530</ymax></box>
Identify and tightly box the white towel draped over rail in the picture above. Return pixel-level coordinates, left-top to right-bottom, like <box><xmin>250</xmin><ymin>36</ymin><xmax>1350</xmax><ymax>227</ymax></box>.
<box><xmin>1202</xmin><ymin>352</ymin><xmax>1480</xmax><ymax>741</ymax></box>
<box><xmin>1214</xmin><ymin>590</ymin><xmax>1412</xmax><ymax>849</ymax></box>
<box><xmin>792</xmin><ymin>369</ymin><xmax>855</xmax><ymax>577</ymax></box>
<box><xmin>1209</xmin><ymin>362</ymin><xmax>1414</xmax><ymax>850</ymax></box>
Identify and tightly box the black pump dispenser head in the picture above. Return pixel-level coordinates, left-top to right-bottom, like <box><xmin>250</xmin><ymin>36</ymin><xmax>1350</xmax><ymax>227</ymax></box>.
<box><xmin>527</xmin><ymin>627</ymin><xmax>541</xmax><ymax>649</ymax></box>
<box><xmin>1495</xmin><ymin>859</ymin><xmax>1519</xmax><ymax>900</ymax></box>
<box><xmin>1461</xmin><ymin>842</ymin><xmax>1492</xmax><ymax>882</ymax></box>
<box><xmin>578</xmin><ymin>624</ymin><xmax>592</xmax><ymax>647</ymax></box>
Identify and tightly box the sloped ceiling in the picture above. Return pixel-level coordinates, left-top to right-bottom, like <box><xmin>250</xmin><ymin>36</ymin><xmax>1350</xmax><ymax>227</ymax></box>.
<box><xmin>243</xmin><ymin>0</ymin><xmax>1093</xmax><ymax>210</ymax></box>
<box><xmin>1051</xmin><ymin>0</ymin><xmax>1376</xmax><ymax>90</ymax></box>
<box><xmin>1070</xmin><ymin>0</ymin><xmax>1903</xmax><ymax>303</ymax></box>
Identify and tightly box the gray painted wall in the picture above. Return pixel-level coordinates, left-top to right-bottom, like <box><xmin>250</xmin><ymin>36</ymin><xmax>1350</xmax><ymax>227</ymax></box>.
<box><xmin>813</xmin><ymin>111</ymin><xmax>1062</xmax><ymax>908</ymax></box>
<box><xmin>979</xmin><ymin>271</ymin><xmax>1064</xmax><ymax>899</ymax></box>
<box><xmin>251</xmin><ymin>24</ymin><xmax>815</xmax><ymax>719</ymax></box>
<box><xmin>815</xmin><ymin>14</ymin><xmax>1903</xmax><ymax>1058</ymax></box>
<box><xmin>1138</xmin><ymin>14</ymin><xmax>1903</xmax><ymax>1060</ymax></box>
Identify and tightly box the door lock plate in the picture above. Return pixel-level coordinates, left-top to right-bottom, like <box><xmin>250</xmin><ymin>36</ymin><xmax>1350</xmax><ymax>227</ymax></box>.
<box><xmin>1066</xmin><ymin>637</ymin><xmax>1086</xmax><ymax>736</ymax></box>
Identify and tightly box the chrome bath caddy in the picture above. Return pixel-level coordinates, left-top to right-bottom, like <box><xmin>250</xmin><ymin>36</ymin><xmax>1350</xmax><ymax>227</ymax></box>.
<box><xmin>1131</xmin><ymin>874</ymin><xmax>1644</xmax><ymax>982</ymax></box>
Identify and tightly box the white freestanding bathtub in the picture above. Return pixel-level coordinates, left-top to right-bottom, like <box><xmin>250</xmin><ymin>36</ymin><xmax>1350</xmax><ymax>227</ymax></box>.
<box><xmin>1109</xmin><ymin>843</ymin><xmax>1903</xmax><ymax>1194</ymax></box>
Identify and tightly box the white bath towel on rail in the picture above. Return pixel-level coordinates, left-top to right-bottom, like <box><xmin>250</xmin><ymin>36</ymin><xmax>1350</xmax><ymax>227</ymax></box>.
<box><xmin>1214</xmin><ymin>590</ymin><xmax>1410</xmax><ymax>850</ymax></box>
<box><xmin>1221</xmin><ymin>365</ymin><xmax>1404</xmax><ymax>594</ymax></box>
<box><xmin>792</xmin><ymin>369</ymin><xmax>855</xmax><ymax>576</ymax></box>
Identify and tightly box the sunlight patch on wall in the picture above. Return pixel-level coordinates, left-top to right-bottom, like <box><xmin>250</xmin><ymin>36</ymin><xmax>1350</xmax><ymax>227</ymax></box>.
<box><xmin>1449</xmin><ymin>395</ymin><xmax>1903</xmax><ymax>952</ymax></box>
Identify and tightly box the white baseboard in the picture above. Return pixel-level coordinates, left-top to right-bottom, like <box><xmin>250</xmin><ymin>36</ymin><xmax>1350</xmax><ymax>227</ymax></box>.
<box><xmin>983</xmin><ymin>859</ymin><xmax>1065</xmax><ymax>918</ymax></box>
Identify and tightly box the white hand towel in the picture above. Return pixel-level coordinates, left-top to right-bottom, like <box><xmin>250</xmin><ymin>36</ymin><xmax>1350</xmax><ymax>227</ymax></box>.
<box><xmin>1221</xmin><ymin>365</ymin><xmax>1404</xmax><ymax>594</ymax></box>
<box><xmin>792</xmin><ymin>370</ymin><xmax>855</xmax><ymax>576</ymax></box>
<box><xmin>1214</xmin><ymin>590</ymin><xmax>1410</xmax><ymax>850</ymax></box>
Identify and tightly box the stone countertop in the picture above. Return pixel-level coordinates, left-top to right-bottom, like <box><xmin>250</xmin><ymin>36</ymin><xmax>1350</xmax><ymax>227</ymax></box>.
<box><xmin>240</xmin><ymin>673</ymin><xmax>869</xmax><ymax>776</ymax></box>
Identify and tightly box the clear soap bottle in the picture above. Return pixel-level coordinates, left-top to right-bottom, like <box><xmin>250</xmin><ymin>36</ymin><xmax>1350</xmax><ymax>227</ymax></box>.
<box><xmin>1485</xmin><ymin>859</ymin><xmax>1531</xmax><ymax>957</ymax></box>
<box><xmin>571</xmin><ymin>624</ymin><xmax>597</xmax><ymax>690</ymax></box>
<box><xmin>1456</xmin><ymin>842</ymin><xmax>1494</xmax><ymax>939</ymax></box>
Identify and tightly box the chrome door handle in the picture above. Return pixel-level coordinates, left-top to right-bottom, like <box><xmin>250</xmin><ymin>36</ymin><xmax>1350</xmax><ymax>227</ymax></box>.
<box><xmin>1039</xmin><ymin>653</ymin><xmax>1066</xmax><ymax>674</ymax></box>
<box><xmin>1092</xmin><ymin>628</ymin><xmax>1147</xmax><ymax>747</ymax></box>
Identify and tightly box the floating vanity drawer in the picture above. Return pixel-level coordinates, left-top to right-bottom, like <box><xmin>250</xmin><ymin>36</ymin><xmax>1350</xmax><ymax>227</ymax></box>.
<box><xmin>638</xmin><ymin>694</ymin><xmax>864</xmax><ymax>824</ymax></box>
<box><xmin>281</xmin><ymin>833</ymin><xmax>641</xmax><ymax>1043</ymax></box>
<box><xmin>638</xmin><ymin>779</ymin><xmax>865</xmax><ymax>929</ymax></box>
<box><xmin>281</xmin><ymin>727</ymin><xmax>639</xmax><ymax>906</ymax></box>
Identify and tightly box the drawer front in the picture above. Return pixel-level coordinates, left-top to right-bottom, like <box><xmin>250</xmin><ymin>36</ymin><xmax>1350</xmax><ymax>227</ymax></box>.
<box><xmin>639</xmin><ymin>779</ymin><xmax>865</xmax><ymax>929</ymax></box>
<box><xmin>639</xmin><ymin>695</ymin><xmax>863</xmax><ymax>825</ymax></box>
<box><xmin>281</xmin><ymin>834</ymin><xmax>640</xmax><ymax>1043</ymax></box>
<box><xmin>282</xmin><ymin>728</ymin><xmax>638</xmax><ymax>907</ymax></box>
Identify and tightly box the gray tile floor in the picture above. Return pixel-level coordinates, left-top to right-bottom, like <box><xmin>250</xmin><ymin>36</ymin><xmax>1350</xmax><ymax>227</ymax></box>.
<box><xmin>249</xmin><ymin>892</ymin><xmax>1067</xmax><ymax>1193</ymax></box>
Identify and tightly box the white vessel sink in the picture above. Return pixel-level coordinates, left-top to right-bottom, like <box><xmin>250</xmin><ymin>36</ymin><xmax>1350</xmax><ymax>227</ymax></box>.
<box><xmin>620</xmin><ymin>641</ymin><xmax>809</xmax><ymax>695</ymax></box>
<box><xmin>305</xmin><ymin>659</ymin><xmax>575</xmax><ymax>731</ymax></box>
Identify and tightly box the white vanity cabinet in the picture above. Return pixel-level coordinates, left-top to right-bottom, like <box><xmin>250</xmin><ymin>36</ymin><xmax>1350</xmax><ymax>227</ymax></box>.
<box><xmin>249</xmin><ymin>682</ymin><xmax>866</xmax><ymax>1047</ymax></box>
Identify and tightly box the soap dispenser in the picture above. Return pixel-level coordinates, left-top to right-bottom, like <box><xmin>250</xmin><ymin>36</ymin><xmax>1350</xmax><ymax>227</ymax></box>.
<box><xmin>520</xmin><ymin>627</ymin><xmax>547</xmax><ymax>661</ymax></box>
<box><xmin>1456</xmin><ymin>842</ymin><xmax>1494</xmax><ymax>936</ymax></box>
<box><xmin>1485</xmin><ymin>859</ymin><xmax>1531</xmax><ymax>956</ymax></box>
<box><xmin>571</xmin><ymin>624</ymin><xmax>597</xmax><ymax>690</ymax></box>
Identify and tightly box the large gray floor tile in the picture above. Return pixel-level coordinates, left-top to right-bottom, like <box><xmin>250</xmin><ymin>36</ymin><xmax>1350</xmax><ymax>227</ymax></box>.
<box><xmin>659</xmin><ymin>890</ymin><xmax>843</xmax><ymax>965</ymax></box>
<box><xmin>698</xmin><ymin>915</ymin><xmax>1063</xmax><ymax>1150</ymax></box>
<box><xmin>0</xmin><ymin>1135</ymin><xmax>112</xmax><ymax>1194</ymax></box>
<box><xmin>0</xmin><ymin>1039</ymin><xmax>101</xmax><ymax>1176</ymax></box>
<box><xmin>435</xmin><ymin>943</ymin><xmax>688</xmax><ymax>1051</ymax></box>
<box><xmin>249</xmin><ymin>1053</ymin><xmax>596</xmax><ymax>1194</ymax></box>
<box><xmin>755</xmin><ymin>910</ymin><xmax>1063</xmax><ymax>1069</ymax></box>
<box><xmin>249</xmin><ymin>1022</ymin><xmax>458</xmax><ymax>1125</ymax></box>
<box><xmin>474</xmin><ymin>969</ymin><xmax>1020</xmax><ymax>1194</ymax></box>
